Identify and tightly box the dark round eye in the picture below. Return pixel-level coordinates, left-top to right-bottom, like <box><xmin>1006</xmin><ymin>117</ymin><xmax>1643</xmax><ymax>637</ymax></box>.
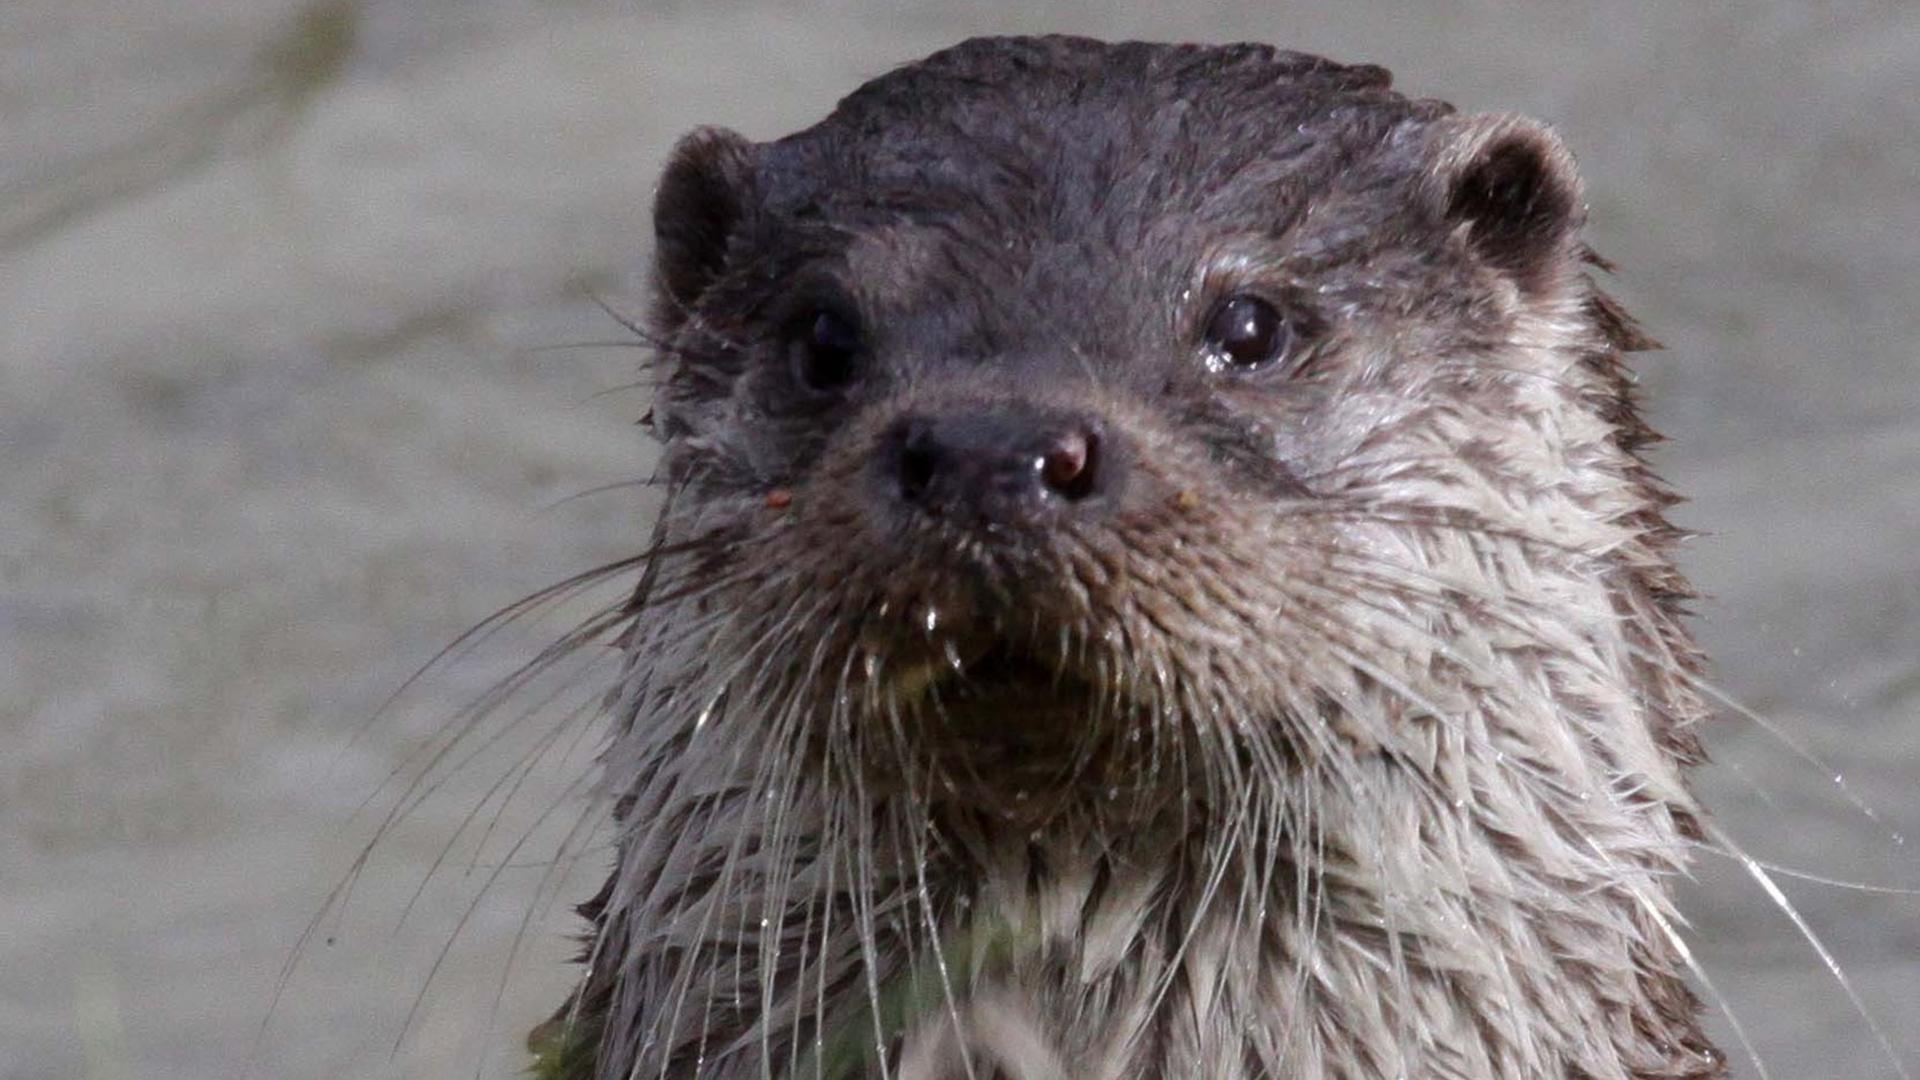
<box><xmin>789</xmin><ymin>309</ymin><xmax>862</xmax><ymax>393</ymax></box>
<box><xmin>1201</xmin><ymin>295</ymin><xmax>1296</xmax><ymax>373</ymax></box>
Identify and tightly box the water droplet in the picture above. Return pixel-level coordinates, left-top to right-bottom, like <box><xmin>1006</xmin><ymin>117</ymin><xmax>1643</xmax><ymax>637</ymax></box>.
<box><xmin>924</xmin><ymin>607</ymin><xmax>940</xmax><ymax>633</ymax></box>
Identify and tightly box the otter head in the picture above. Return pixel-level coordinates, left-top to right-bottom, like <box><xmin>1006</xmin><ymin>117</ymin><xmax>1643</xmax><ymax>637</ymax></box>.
<box><xmin>572</xmin><ymin>37</ymin><xmax>1721</xmax><ymax>1080</ymax></box>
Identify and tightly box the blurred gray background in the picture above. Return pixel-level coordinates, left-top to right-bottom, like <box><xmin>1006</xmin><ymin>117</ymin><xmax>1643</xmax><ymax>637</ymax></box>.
<box><xmin>3</xmin><ymin>3</ymin><xmax>1916</xmax><ymax>1078</ymax></box>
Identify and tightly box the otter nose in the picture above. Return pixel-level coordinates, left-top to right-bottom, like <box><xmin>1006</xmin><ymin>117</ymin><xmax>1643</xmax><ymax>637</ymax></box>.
<box><xmin>882</xmin><ymin>408</ymin><xmax>1109</xmax><ymax>526</ymax></box>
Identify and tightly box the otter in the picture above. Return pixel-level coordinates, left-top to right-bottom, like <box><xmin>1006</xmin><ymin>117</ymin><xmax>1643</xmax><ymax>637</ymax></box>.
<box><xmin>534</xmin><ymin>36</ymin><xmax>1724</xmax><ymax>1079</ymax></box>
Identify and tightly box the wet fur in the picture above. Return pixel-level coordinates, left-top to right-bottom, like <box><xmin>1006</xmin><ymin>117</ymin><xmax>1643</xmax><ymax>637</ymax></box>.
<box><xmin>544</xmin><ymin>37</ymin><xmax>1725</xmax><ymax>1078</ymax></box>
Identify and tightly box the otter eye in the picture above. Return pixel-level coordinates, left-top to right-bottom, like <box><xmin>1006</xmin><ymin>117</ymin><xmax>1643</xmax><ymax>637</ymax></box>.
<box><xmin>1201</xmin><ymin>295</ymin><xmax>1296</xmax><ymax>374</ymax></box>
<box><xmin>789</xmin><ymin>309</ymin><xmax>862</xmax><ymax>393</ymax></box>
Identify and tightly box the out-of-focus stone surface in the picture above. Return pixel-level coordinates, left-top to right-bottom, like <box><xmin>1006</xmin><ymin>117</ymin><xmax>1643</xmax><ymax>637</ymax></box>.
<box><xmin>2</xmin><ymin>3</ymin><xmax>1915</xmax><ymax>1077</ymax></box>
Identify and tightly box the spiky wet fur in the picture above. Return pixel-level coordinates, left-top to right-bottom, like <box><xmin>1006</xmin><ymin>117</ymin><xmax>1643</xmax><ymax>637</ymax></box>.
<box><xmin>544</xmin><ymin>38</ymin><xmax>1725</xmax><ymax>1080</ymax></box>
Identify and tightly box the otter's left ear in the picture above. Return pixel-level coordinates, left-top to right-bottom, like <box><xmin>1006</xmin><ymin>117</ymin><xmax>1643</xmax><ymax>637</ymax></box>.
<box><xmin>1430</xmin><ymin>114</ymin><xmax>1586</xmax><ymax>298</ymax></box>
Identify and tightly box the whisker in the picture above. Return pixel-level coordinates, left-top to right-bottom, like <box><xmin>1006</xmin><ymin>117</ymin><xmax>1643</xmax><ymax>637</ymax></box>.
<box><xmin>394</xmin><ymin>764</ymin><xmax>602</xmax><ymax>1055</ymax></box>
<box><xmin>539</xmin><ymin>478</ymin><xmax>672</xmax><ymax>512</ymax></box>
<box><xmin>1687</xmin><ymin>840</ymin><xmax>1920</xmax><ymax>895</ymax></box>
<box><xmin>1599</xmin><ymin>837</ymin><xmax>1770</xmax><ymax>1080</ymax></box>
<box><xmin>1710</xmin><ymin>823</ymin><xmax>1912</xmax><ymax>1080</ymax></box>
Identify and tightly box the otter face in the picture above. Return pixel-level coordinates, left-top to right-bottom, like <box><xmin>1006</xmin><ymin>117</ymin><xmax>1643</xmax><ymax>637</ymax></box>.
<box><xmin>633</xmin><ymin>38</ymin><xmax>1671</xmax><ymax>807</ymax></box>
<box><xmin>577</xmin><ymin>37</ymin><xmax>1718</xmax><ymax>1080</ymax></box>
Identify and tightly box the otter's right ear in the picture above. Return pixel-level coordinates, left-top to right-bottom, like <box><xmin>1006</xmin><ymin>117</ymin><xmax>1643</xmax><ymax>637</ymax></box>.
<box><xmin>652</xmin><ymin>126</ymin><xmax>756</xmax><ymax>327</ymax></box>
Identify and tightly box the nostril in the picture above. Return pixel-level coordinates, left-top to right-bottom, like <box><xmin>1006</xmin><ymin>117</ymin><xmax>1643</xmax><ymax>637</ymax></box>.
<box><xmin>1040</xmin><ymin>427</ymin><xmax>1098</xmax><ymax>501</ymax></box>
<box><xmin>883</xmin><ymin>412</ymin><xmax>1111</xmax><ymax>520</ymax></box>
<box><xmin>898</xmin><ymin>429</ymin><xmax>941</xmax><ymax>504</ymax></box>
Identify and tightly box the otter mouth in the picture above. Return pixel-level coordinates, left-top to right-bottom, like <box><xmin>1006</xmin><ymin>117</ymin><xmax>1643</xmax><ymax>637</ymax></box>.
<box><xmin>946</xmin><ymin>645</ymin><xmax>1070</xmax><ymax>701</ymax></box>
<box><xmin>885</xmin><ymin>637</ymin><xmax>1098</xmax><ymax>734</ymax></box>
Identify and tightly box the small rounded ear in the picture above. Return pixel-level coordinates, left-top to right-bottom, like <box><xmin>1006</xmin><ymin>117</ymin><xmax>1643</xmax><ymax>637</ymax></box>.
<box><xmin>652</xmin><ymin>126</ymin><xmax>756</xmax><ymax>327</ymax></box>
<box><xmin>1429</xmin><ymin>114</ymin><xmax>1585</xmax><ymax>298</ymax></box>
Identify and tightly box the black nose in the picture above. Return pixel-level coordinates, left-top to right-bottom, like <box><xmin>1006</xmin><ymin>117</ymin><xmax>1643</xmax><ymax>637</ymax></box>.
<box><xmin>881</xmin><ymin>407</ymin><xmax>1114</xmax><ymax>526</ymax></box>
